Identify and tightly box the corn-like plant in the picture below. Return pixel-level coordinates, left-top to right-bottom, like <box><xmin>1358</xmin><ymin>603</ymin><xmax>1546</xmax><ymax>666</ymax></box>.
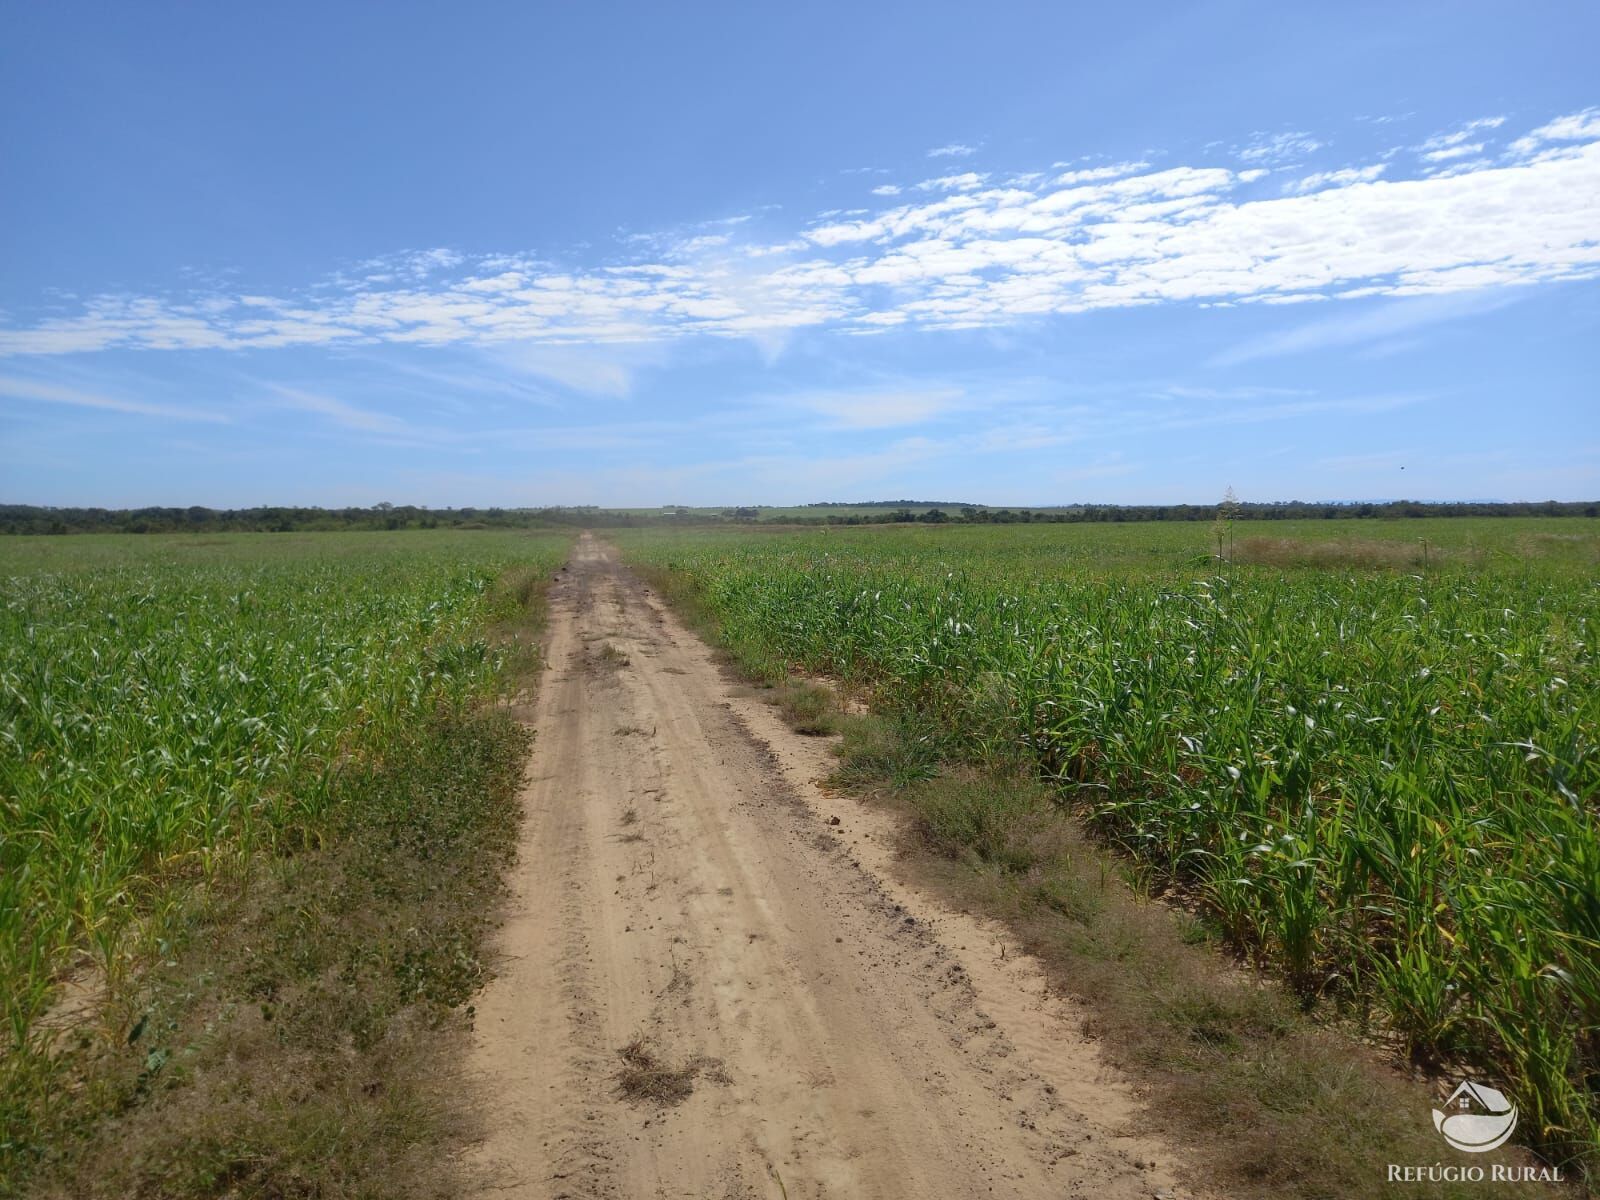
<box><xmin>619</xmin><ymin>517</ymin><xmax>1599</xmax><ymax>1164</ymax></box>
<box><xmin>1</xmin><ymin>530</ymin><xmax>570</xmax><ymax>1069</ymax></box>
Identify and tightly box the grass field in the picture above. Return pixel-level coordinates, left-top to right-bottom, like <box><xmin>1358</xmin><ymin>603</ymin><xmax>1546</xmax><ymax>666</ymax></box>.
<box><xmin>617</xmin><ymin>517</ymin><xmax>1600</xmax><ymax>1166</ymax></box>
<box><xmin>0</xmin><ymin>529</ymin><xmax>570</xmax><ymax>1185</ymax></box>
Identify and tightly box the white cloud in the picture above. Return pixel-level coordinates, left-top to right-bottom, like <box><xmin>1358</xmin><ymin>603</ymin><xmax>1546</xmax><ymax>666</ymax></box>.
<box><xmin>1237</xmin><ymin>131</ymin><xmax>1323</xmax><ymax>163</ymax></box>
<box><xmin>1287</xmin><ymin>164</ymin><xmax>1386</xmax><ymax>194</ymax></box>
<box><xmin>357</xmin><ymin>248</ymin><xmax>465</xmax><ymax>279</ymax></box>
<box><xmin>870</xmin><ymin>184</ymin><xmax>902</xmax><ymax>196</ymax></box>
<box><xmin>1422</xmin><ymin>143</ymin><xmax>1482</xmax><ymax>162</ymax></box>
<box><xmin>672</xmin><ymin>233</ymin><xmax>732</xmax><ymax>254</ymax></box>
<box><xmin>1423</xmin><ymin>156</ymin><xmax>1493</xmax><ymax>179</ymax></box>
<box><xmin>927</xmin><ymin>143</ymin><xmax>977</xmax><ymax>158</ymax></box>
<box><xmin>1052</xmin><ymin>161</ymin><xmax>1149</xmax><ymax>186</ymax></box>
<box><xmin>1415</xmin><ymin>116</ymin><xmax>1506</xmax><ymax>163</ymax></box>
<box><xmin>458</xmin><ymin>271</ymin><xmax>526</xmax><ymax>293</ymax></box>
<box><xmin>1509</xmin><ymin>107</ymin><xmax>1600</xmax><ymax>157</ymax></box>
<box><xmin>916</xmin><ymin>172</ymin><xmax>990</xmax><ymax>191</ymax></box>
<box><xmin>2</xmin><ymin>111</ymin><xmax>1597</xmax><ymax>358</ymax></box>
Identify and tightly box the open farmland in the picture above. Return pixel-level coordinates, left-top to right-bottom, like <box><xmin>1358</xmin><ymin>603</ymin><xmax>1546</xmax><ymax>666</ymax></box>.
<box><xmin>0</xmin><ymin>529</ymin><xmax>570</xmax><ymax>1172</ymax></box>
<box><xmin>617</xmin><ymin>517</ymin><xmax>1600</xmax><ymax>1165</ymax></box>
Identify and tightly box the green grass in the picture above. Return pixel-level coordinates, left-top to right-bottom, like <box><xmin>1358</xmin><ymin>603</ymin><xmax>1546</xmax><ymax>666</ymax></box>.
<box><xmin>825</xmin><ymin>718</ymin><xmax>1527</xmax><ymax>1199</ymax></box>
<box><xmin>618</xmin><ymin>517</ymin><xmax>1600</xmax><ymax>1170</ymax></box>
<box><xmin>17</xmin><ymin>705</ymin><xmax>533</xmax><ymax>1199</ymax></box>
<box><xmin>0</xmin><ymin>529</ymin><xmax>570</xmax><ymax>1188</ymax></box>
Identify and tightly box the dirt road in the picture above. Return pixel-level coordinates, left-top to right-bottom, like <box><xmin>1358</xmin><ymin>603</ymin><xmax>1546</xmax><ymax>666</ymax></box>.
<box><xmin>467</xmin><ymin>535</ymin><xmax>1193</xmax><ymax>1199</ymax></box>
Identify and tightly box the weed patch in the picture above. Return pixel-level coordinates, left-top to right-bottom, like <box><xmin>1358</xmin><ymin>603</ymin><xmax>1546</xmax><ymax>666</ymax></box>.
<box><xmin>773</xmin><ymin>681</ymin><xmax>841</xmax><ymax>735</ymax></box>
<box><xmin>614</xmin><ymin>1039</ymin><xmax>729</xmax><ymax>1106</ymax></box>
<box><xmin>8</xmin><ymin>709</ymin><xmax>530</xmax><ymax>1199</ymax></box>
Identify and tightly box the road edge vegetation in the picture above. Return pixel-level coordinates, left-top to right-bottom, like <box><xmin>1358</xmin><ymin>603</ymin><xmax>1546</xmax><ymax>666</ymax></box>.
<box><xmin>3</xmin><ymin>552</ymin><xmax>562</xmax><ymax>1199</ymax></box>
<box><xmin>632</xmin><ymin>552</ymin><xmax>1588</xmax><ymax>1200</ymax></box>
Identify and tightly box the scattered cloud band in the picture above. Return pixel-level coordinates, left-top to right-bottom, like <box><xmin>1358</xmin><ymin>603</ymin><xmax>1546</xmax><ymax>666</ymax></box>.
<box><xmin>1</xmin><ymin>110</ymin><xmax>1597</xmax><ymax>358</ymax></box>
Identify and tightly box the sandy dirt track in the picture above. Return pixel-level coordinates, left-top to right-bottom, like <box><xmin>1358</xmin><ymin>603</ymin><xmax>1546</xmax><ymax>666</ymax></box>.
<box><xmin>466</xmin><ymin>535</ymin><xmax>1194</xmax><ymax>1199</ymax></box>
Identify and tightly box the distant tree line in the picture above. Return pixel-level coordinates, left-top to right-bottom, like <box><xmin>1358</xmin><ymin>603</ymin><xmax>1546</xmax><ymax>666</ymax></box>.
<box><xmin>0</xmin><ymin>503</ymin><xmax>615</xmax><ymax>535</ymax></box>
<box><xmin>0</xmin><ymin>498</ymin><xmax>1594</xmax><ymax>536</ymax></box>
<box><xmin>925</xmin><ymin>499</ymin><xmax>1600</xmax><ymax>525</ymax></box>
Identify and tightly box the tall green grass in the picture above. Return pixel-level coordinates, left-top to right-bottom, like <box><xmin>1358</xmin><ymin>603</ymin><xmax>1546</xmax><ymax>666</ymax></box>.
<box><xmin>0</xmin><ymin>531</ymin><xmax>569</xmax><ymax>1065</ymax></box>
<box><xmin>619</xmin><ymin>518</ymin><xmax>1599</xmax><ymax>1165</ymax></box>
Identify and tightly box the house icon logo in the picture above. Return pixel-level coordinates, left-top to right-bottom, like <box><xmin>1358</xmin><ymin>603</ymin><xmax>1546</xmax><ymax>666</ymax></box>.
<box><xmin>1433</xmin><ymin>1081</ymin><xmax>1518</xmax><ymax>1153</ymax></box>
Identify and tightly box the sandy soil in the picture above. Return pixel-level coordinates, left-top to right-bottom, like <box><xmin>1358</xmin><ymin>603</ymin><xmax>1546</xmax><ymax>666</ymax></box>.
<box><xmin>466</xmin><ymin>535</ymin><xmax>1197</xmax><ymax>1199</ymax></box>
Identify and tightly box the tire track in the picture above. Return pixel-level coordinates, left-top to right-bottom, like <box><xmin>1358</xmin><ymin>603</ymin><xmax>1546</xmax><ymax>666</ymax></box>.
<box><xmin>466</xmin><ymin>534</ymin><xmax>1198</xmax><ymax>1199</ymax></box>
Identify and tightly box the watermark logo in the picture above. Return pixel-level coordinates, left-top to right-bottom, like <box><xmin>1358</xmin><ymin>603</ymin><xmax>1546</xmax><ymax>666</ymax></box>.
<box><xmin>1432</xmin><ymin>1080</ymin><xmax>1518</xmax><ymax>1153</ymax></box>
<box><xmin>1388</xmin><ymin>1080</ymin><xmax>1564</xmax><ymax>1182</ymax></box>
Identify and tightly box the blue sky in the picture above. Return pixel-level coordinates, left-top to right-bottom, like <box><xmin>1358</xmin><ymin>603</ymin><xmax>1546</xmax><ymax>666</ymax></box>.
<box><xmin>2</xmin><ymin>1</ymin><xmax>1596</xmax><ymax>507</ymax></box>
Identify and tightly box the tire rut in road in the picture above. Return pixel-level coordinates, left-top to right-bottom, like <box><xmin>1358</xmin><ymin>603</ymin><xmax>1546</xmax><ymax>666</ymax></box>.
<box><xmin>466</xmin><ymin>534</ymin><xmax>1196</xmax><ymax>1200</ymax></box>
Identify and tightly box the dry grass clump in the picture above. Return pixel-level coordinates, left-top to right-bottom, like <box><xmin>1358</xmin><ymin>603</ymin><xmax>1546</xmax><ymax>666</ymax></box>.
<box><xmin>1231</xmin><ymin>535</ymin><xmax>1437</xmax><ymax>569</ymax></box>
<box><xmin>774</xmin><ymin>680</ymin><xmax>842</xmax><ymax>735</ymax></box>
<box><xmin>579</xmin><ymin>641</ymin><xmax>632</xmax><ymax>677</ymax></box>
<box><xmin>614</xmin><ymin>1039</ymin><xmax>728</xmax><ymax>1106</ymax></box>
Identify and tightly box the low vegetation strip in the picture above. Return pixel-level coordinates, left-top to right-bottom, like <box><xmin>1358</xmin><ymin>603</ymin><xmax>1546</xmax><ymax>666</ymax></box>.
<box><xmin>18</xmin><ymin>706</ymin><xmax>532</xmax><ymax>1199</ymax></box>
<box><xmin>618</xmin><ymin>518</ymin><xmax>1600</xmax><ymax>1171</ymax></box>
<box><xmin>0</xmin><ymin>529</ymin><xmax>570</xmax><ymax>1194</ymax></box>
<box><xmin>824</xmin><ymin>719</ymin><xmax>1537</xmax><ymax>1198</ymax></box>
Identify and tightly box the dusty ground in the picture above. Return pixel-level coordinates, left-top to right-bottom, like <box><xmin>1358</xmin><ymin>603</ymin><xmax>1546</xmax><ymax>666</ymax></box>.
<box><xmin>467</xmin><ymin>535</ymin><xmax>1197</xmax><ymax>1199</ymax></box>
